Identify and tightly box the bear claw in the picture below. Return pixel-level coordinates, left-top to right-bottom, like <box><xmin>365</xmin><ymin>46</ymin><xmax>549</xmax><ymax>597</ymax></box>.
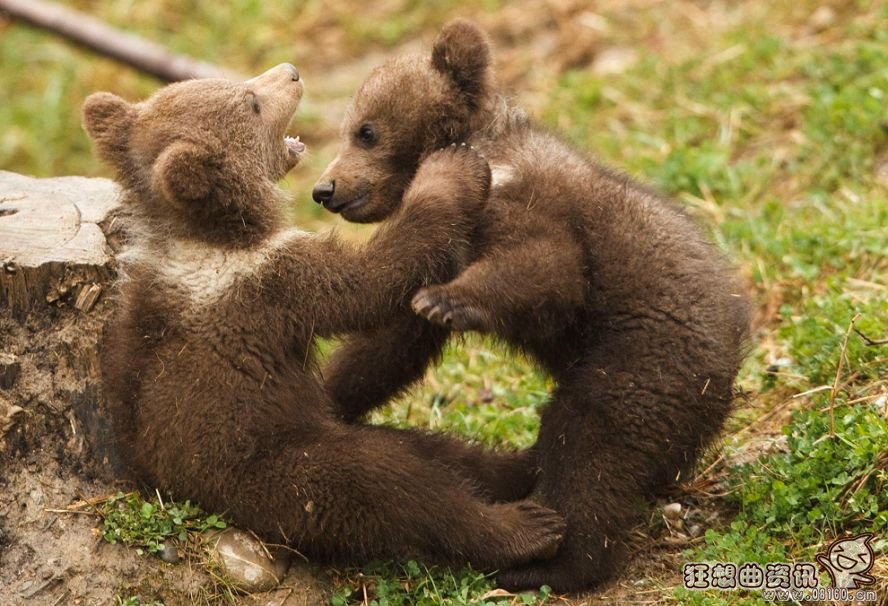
<box><xmin>412</xmin><ymin>286</ymin><xmax>491</xmax><ymax>332</ymax></box>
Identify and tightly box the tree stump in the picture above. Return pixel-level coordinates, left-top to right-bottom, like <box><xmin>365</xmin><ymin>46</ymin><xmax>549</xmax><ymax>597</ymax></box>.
<box><xmin>0</xmin><ymin>169</ymin><xmax>124</xmax><ymax>466</ymax></box>
<box><xmin>0</xmin><ymin>170</ymin><xmax>120</xmax><ymax>316</ymax></box>
<box><xmin>0</xmin><ymin>171</ymin><xmax>126</xmax><ymax>601</ymax></box>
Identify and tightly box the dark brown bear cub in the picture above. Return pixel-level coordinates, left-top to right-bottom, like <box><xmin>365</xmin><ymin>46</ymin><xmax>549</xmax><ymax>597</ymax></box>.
<box><xmin>85</xmin><ymin>64</ymin><xmax>565</xmax><ymax>570</ymax></box>
<box><xmin>315</xmin><ymin>23</ymin><xmax>751</xmax><ymax>592</ymax></box>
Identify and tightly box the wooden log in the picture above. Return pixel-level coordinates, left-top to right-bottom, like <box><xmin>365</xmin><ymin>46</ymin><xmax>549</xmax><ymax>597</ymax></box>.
<box><xmin>0</xmin><ymin>0</ymin><xmax>238</xmax><ymax>82</ymax></box>
<box><xmin>0</xmin><ymin>171</ymin><xmax>121</xmax><ymax>317</ymax></box>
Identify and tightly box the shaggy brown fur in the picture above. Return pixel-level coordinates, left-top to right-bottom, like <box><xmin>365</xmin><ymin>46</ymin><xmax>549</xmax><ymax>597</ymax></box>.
<box><xmin>314</xmin><ymin>23</ymin><xmax>751</xmax><ymax>592</ymax></box>
<box><xmin>85</xmin><ymin>64</ymin><xmax>566</xmax><ymax>570</ymax></box>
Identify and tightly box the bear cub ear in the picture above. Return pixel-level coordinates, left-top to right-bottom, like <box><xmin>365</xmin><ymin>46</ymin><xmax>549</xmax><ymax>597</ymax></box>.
<box><xmin>151</xmin><ymin>141</ymin><xmax>218</xmax><ymax>209</ymax></box>
<box><xmin>82</xmin><ymin>92</ymin><xmax>136</xmax><ymax>170</ymax></box>
<box><xmin>431</xmin><ymin>19</ymin><xmax>492</xmax><ymax>110</ymax></box>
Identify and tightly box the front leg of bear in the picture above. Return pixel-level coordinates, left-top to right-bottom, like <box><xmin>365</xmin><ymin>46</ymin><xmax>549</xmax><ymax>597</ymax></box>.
<box><xmin>325</xmin><ymin>313</ymin><xmax>452</xmax><ymax>422</ymax></box>
<box><xmin>322</xmin><ymin>146</ymin><xmax>539</xmax><ymax>502</ymax></box>
<box><xmin>278</xmin><ymin>144</ymin><xmax>494</xmax><ymax>338</ymax></box>
<box><xmin>322</xmin><ymin>144</ymin><xmax>492</xmax><ymax>411</ymax></box>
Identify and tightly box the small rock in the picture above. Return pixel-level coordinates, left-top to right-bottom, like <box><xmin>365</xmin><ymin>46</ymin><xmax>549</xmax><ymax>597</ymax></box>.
<box><xmin>663</xmin><ymin>502</ymin><xmax>682</xmax><ymax>521</ymax></box>
<box><xmin>29</xmin><ymin>487</ymin><xmax>44</xmax><ymax>505</ymax></box>
<box><xmin>209</xmin><ymin>528</ymin><xmax>290</xmax><ymax>593</ymax></box>
<box><xmin>17</xmin><ymin>576</ymin><xmax>60</xmax><ymax>599</ymax></box>
<box><xmin>159</xmin><ymin>541</ymin><xmax>180</xmax><ymax>564</ymax></box>
<box><xmin>687</xmin><ymin>524</ymin><xmax>703</xmax><ymax>538</ymax></box>
<box><xmin>576</xmin><ymin>12</ymin><xmax>609</xmax><ymax>33</ymax></box>
<box><xmin>16</xmin><ymin>580</ymin><xmax>34</xmax><ymax>595</ymax></box>
<box><xmin>766</xmin><ymin>357</ymin><xmax>792</xmax><ymax>373</ymax></box>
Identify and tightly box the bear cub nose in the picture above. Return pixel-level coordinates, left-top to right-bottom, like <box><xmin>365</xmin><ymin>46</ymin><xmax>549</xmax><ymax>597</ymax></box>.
<box><xmin>312</xmin><ymin>181</ymin><xmax>335</xmax><ymax>205</ymax></box>
<box><xmin>285</xmin><ymin>63</ymin><xmax>300</xmax><ymax>81</ymax></box>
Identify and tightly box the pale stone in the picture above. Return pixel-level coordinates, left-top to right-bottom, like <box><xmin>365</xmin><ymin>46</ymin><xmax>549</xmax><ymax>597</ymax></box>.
<box><xmin>663</xmin><ymin>502</ymin><xmax>682</xmax><ymax>521</ymax></box>
<box><xmin>209</xmin><ymin>528</ymin><xmax>290</xmax><ymax>593</ymax></box>
<box><xmin>0</xmin><ymin>393</ymin><xmax>25</xmax><ymax>437</ymax></box>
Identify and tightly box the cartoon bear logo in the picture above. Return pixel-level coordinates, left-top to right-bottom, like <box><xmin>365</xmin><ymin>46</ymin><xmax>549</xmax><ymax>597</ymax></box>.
<box><xmin>816</xmin><ymin>533</ymin><xmax>876</xmax><ymax>589</ymax></box>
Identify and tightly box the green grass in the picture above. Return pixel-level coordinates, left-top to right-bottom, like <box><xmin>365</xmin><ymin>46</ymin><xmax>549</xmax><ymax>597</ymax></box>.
<box><xmin>3</xmin><ymin>0</ymin><xmax>887</xmax><ymax>604</ymax></box>
<box><xmin>98</xmin><ymin>492</ymin><xmax>227</xmax><ymax>556</ymax></box>
<box><xmin>373</xmin><ymin>337</ymin><xmax>550</xmax><ymax>449</ymax></box>
<box><xmin>330</xmin><ymin>561</ymin><xmax>551</xmax><ymax>606</ymax></box>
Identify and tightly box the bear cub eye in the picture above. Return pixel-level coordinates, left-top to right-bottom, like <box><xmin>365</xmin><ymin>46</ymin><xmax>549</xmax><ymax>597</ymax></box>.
<box><xmin>356</xmin><ymin>124</ymin><xmax>376</xmax><ymax>147</ymax></box>
<box><xmin>247</xmin><ymin>93</ymin><xmax>261</xmax><ymax>114</ymax></box>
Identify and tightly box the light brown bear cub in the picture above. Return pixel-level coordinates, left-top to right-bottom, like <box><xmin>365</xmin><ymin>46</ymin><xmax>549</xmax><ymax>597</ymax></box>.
<box><xmin>315</xmin><ymin>23</ymin><xmax>751</xmax><ymax>591</ymax></box>
<box><xmin>85</xmin><ymin>64</ymin><xmax>565</xmax><ymax>570</ymax></box>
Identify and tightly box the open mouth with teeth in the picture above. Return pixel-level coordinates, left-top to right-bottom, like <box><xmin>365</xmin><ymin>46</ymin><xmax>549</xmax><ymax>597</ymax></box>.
<box><xmin>285</xmin><ymin>135</ymin><xmax>306</xmax><ymax>158</ymax></box>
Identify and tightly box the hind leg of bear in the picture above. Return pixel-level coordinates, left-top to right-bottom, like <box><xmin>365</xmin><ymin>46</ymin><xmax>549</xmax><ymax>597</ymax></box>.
<box><xmin>496</xmin><ymin>534</ymin><xmax>629</xmax><ymax>593</ymax></box>
<box><xmin>495</xmin><ymin>447</ymin><xmax>641</xmax><ymax>592</ymax></box>
<box><xmin>497</xmin><ymin>353</ymin><xmax>729</xmax><ymax>592</ymax></box>
<box><xmin>496</xmin><ymin>381</ymin><xmax>653</xmax><ymax>592</ymax></box>
<box><xmin>243</xmin><ymin>425</ymin><xmax>564</xmax><ymax>570</ymax></box>
<box><xmin>324</xmin><ymin>311</ymin><xmax>450</xmax><ymax>423</ymax></box>
<box><xmin>364</xmin><ymin>425</ymin><xmax>539</xmax><ymax>502</ymax></box>
<box><xmin>323</xmin><ymin>314</ymin><xmax>537</xmax><ymax>501</ymax></box>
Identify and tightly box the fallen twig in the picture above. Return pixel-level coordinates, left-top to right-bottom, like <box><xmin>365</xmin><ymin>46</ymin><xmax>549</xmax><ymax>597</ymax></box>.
<box><xmin>44</xmin><ymin>491</ymin><xmax>137</xmax><ymax>516</ymax></box>
<box><xmin>828</xmin><ymin>314</ymin><xmax>860</xmax><ymax>436</ymax></box>
<box><xmin>854</xmin><ymin>327</ymin><xmax>888</xmax><ymax>347</ymax></box>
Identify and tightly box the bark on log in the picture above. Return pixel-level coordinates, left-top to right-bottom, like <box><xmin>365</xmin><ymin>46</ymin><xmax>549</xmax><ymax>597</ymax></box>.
<box><xmin>0</xmin><ymin>0</ymin><xmax>238</xmax><ymax>82</ymax></box>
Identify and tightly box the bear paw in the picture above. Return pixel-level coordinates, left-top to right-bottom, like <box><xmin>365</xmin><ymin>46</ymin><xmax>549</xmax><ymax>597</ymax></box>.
<box><xmin>412</xmin><ymin>143</ymin><xmax>492</xmax><ymax>209</ymax></box>
<box><xmin>492</xmin><ymin>500</ymin><xmax>566</xmax><ymax>566</ymax></box>
<box><xmin>412</xmin><ymin>285</ymin><xmax>492</xmax><ymax>332</ymax></box>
